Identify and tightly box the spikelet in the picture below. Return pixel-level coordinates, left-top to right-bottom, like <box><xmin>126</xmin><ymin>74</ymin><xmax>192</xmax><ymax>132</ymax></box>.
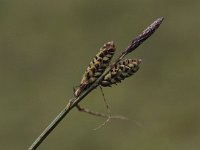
<box><xmin>81</xmin><ymin>41</ymin><xmax>116</xmax><ymax>84</ymax></box>
<box><xmin>101</xmin><ymin>59</ymin><xmax>142</xmax><ymax>87</ymax></box>
<box><xmin>75</xmin><ymin>41</ymin><xmax>116</xmax><ymax>97</ymax></box>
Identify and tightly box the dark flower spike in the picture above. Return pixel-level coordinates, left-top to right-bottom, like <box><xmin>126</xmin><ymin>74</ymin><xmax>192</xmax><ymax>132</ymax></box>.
<box><xmin>75</xmin><ymin>41</ymin><xmax>116</xmax><ymax>97</ymax></box>
<box><xmin>118</xmin><ymin>17</ymin><xmax>164</xmax><ymax>61</ymax></box>
<box><xmin>101</xmin><ymin>59</ymin><xmax>142</xmax><ymax>87</ymax></box>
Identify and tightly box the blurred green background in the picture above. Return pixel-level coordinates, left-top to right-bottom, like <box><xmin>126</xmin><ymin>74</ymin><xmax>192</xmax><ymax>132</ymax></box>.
<box><xmin>0</xmin><ymin>0</ymin><xmax>200</xmax><ymax>150</ymax></box>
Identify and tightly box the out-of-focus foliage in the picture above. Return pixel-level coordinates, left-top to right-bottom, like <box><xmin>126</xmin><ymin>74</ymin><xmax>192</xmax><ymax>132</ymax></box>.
<box><xmin>0</xmin><ymin>0</ymin><xmax>200</xmax><ymax>150</ymax></box>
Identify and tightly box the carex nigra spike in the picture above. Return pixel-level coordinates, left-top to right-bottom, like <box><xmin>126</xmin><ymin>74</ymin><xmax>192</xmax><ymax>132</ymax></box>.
<box><xmin>124</xmin><ymin>17</ymin><xmax>164</xmax><ymax>55</ymax></box>
<box><xmin>75</xmin><ymin>41</ymin><xmax>116</xmax><ymax>97</ymax></box>
<box><xmin>101</xmin><ymin>59</ymin><xmax>142</xmax><ymax>87</ymax></box>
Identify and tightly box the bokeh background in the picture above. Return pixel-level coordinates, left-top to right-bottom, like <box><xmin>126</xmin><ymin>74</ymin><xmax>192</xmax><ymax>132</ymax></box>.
<box><xmin>0</xmin><ymin>0</ymin><xmax>200</xmax><ymax>150</ymax></box>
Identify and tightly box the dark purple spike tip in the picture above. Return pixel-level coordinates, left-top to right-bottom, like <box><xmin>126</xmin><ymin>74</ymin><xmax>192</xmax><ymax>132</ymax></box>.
<box><xmin>124</xmin><ymin>17</ymin><xmax>164</xmax><ymax>55</ymax></box>
<box><xmin>157</xmin><ymin>17</ymin><xmax>164</xmax><ymax>24</ymax></box>
<box><xmin>149</xmin><ymin>17</ymin><xmax>164</xmax><ymax>30</ymax></box>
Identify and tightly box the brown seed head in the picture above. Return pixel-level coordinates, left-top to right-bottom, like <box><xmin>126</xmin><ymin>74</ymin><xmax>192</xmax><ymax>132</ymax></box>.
<box><xmin>101</xmin><ymin>59</ymin><xmax>141</xmax><ymax>87</ymax></box>
<box><xmin>75</xmin><ymin>41</ymin><xmax>116</xmax><ymax>97</ymax></box>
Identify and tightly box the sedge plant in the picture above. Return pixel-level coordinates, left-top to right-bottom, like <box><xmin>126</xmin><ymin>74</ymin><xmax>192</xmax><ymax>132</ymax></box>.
<box><xmin>28</xmin><ymin>17</ymin><xmax>164</xmax><ymax>150</ymax></box>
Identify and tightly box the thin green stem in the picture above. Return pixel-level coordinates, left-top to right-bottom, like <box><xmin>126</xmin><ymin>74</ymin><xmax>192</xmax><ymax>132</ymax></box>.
<box><xmin>28</xmin><ymin>102</ymin><xmax>73</xmax><ymax>150</ymax></box>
